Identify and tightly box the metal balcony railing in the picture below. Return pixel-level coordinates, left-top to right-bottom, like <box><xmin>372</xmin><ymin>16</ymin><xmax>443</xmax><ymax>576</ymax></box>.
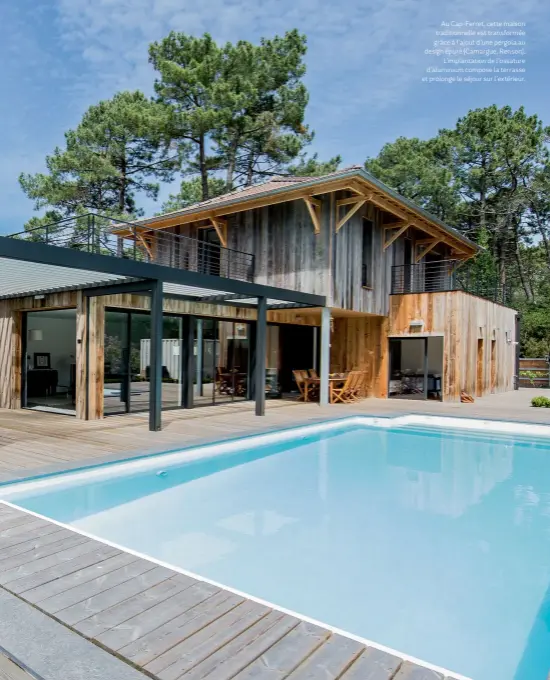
<box><xmin>391</xmin><ymin>259</ymin><xmax>512</xmax><ymax>306</ymax></box>
<box><xmin>8</xmin><ymin>213</ymin><xmax>255</xmax><ymax>283</ymax></box>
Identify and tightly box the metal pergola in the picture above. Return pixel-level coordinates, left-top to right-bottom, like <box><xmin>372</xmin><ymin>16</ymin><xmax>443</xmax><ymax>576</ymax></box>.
<box><xmin>0</xmin><ymin>236</ymin><xmax>330</xmax><ymax>431</ymax></box>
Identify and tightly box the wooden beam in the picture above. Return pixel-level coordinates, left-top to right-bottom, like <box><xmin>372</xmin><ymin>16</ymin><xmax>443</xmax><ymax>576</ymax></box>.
<box><xmin>303</xmin><ymin>197</ymin><xmax>321</xmax><ymax>234</ymax></box>
<box><xmin>210</xmin><ymin>216</ymin><xmax>227</xmax><ymax>247</ymax></box>
<box><xmin>335</xmin><ymin>199</ymin><xmax>366</xmax><ymax>233</ymax></box>
<box><xmin>336</xmin><ymin>195</ymin><xmax>366</xmax><ymax>207</ymax></box>
<box><xmin>136</xmin><ymin>232</ymin><xmax>153</xmax><ymax>258</ymax></box>
<box><xmin>415</xmin><ymin>239</ymin><xmax>440</xmax><ymax>263</ymax></box>
<box><xmin>384</xmin><ymin>221</ymin><xmax>407</xmax><ymax>230</ymax></box>
<box><xmin>384</xmin><ymin>223</ymin><xmax>410</xmax><ymax>249</ymax></box>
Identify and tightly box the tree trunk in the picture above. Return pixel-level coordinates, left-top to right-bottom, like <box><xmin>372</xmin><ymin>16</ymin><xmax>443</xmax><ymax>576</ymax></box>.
<box><xmin>225</xmin><ymin>136</ymin><xmax>239</xmax><ymax>191</ymax></box>
<box><xmin>245</xmin><ymin>151</ymin><xmax>255</xmax><ymax>186</ymax></box>
<box><xmin>199</xmin><ymin>135</ymin><xmax>209</xmax><ymax>200</ymax></box>
<box><xmin>119</xmin><ymin>153</ymin><xmax>127</xmax><ymax>213</ymax></box>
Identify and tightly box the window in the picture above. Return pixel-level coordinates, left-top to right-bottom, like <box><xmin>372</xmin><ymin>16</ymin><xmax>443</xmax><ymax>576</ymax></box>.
<box><xmin>361</xmin><ymin>218</ymin><xmax>374</xmax><ymax>287</ymax></box>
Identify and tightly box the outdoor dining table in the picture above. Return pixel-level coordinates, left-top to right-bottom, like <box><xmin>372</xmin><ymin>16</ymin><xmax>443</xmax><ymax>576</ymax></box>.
<box><xmin>303</xmin><ymin>374</ymin><xmax>347</xmax><ymax>403</ymax></box>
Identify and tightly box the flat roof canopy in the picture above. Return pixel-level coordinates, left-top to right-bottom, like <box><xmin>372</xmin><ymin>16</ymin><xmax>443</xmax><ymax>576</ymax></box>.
<box><xmin>0</xmin><ymin>238</ymin><xmax>325</xmax><ymax>310</ymax></box>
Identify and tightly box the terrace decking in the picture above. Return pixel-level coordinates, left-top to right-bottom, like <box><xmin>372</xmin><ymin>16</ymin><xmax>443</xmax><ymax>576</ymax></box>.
<box><xmin>0</xmin><ymin>503</ymin><xmax>452</xmax><ymax>680</ymax></box>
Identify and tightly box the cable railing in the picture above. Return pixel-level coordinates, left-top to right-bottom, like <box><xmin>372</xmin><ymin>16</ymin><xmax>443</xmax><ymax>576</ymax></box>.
<box><xmin>8</xmin><ymin>213</ymin><xmax>255</xmax><ymax>283</ymax></box>
<box><xmin>391</xmin><ymin>260</ymin><xmax>512</xmax><ymax>306</ymax></box>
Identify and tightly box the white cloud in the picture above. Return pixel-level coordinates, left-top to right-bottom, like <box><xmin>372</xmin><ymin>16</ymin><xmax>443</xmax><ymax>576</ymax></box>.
<box><xmin>54</xmin><ymin>0</ymin><xmax>548</xmax><ymax>115</ymax></box>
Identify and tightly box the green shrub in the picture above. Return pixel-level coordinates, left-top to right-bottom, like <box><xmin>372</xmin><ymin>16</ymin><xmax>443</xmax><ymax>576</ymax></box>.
<box><xmin>531</xmin><ymin>396</ymin><xmax>550</xmax><ymax>408</ymax></box>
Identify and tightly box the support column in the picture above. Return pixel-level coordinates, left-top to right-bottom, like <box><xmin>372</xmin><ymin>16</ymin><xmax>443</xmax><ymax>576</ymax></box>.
<box><xmin>181</xmin><ymin>316</ymin><xmax>194</xmax><ymax>408</ymax></box>
<box><xmin>320</xmin><ymin>307</ymin><xmax>331</xmax><ymax>406</ymax></box>
<box><xmin>196</xmin><ymin>318</ymin><xmax>203</xmax><ymax>397</ymax></box>
<box><xmin>255</xmin><ymin>296</ymin><xmax>267</xmax><ymax>416</ymax></box>
<box><xmin>149</xmin><ymin>279</ymin><xmax>163</xmax><ymax>431</ymax></box>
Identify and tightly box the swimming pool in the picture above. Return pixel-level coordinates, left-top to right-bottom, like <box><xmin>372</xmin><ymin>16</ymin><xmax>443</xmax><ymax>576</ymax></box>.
<box><xmin>3</xmin><ymin>415</ymin><xmax>550</xmax><ymax>680</ymax></box>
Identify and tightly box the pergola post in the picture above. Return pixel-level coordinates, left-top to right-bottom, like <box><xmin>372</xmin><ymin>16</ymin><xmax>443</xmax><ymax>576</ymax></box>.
<box><xmin>196</xmin><ymin>318</ymin><xmax>203</xmax><ymax>397</ymax></box>
<box><xmin>320</xmin><ymin>307</ymin><xmax>331</xmax><ymax>406</ymax></box>
<box><xmin>149</xmin><ymin>279</ymin><xmax>163</xmax><ymax>431</ymax></box>
<box><xmin>255</xmin><ymin>296</ymin><xmax>267</xmax><ymax>416</ymax></box>
<box><xmin>181</xmin><ymin>316</ymin><xmax>194</xmax><ymax>409</ymax></box>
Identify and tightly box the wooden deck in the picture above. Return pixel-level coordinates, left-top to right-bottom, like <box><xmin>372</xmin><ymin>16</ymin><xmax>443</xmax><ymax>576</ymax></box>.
<box><xmin>0</xmin><ymin>503</ymin><xmax>455</xmax><ymax>680</ymax></box>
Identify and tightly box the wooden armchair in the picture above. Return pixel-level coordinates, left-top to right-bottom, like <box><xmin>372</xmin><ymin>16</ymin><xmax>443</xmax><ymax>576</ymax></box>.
<box><xmin>292</xmin><ymin>369</ymin><xmax>310</xmax><ymax>401</ymax></box>
<box><xmin>331</xmin><ymin>370</ymin><xmax>363</xmax><ymax>404</ymax></box>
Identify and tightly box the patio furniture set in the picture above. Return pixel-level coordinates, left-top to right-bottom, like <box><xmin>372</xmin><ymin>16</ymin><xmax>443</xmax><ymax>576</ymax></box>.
<box><xmin>292</xmin><ymin>369</ymin><xmax>368</xmax><ymax>404</ymax></box>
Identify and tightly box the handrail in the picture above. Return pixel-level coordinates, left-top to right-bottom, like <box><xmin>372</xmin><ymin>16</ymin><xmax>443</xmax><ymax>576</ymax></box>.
<box><xmin>8</xmin><ymin>212</ymin><xmax>255</xmax><ymax>283</ymax></box>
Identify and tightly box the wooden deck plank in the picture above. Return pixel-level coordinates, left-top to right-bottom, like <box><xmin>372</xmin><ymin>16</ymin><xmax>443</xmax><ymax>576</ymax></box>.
<box><xmin>117</xmin><ymin>590</ymin><xmax>243</xmax><ymax>666</ymax></box>
<box><xmin>145</xmin><ymin>600</ymin><xmax>271</xmax><ymax>679</ymax></box>
<box><xmin>6</xmin><ymin>544</ymin><xmax>120</xmax><ymax>594</ymax></box>
<box><xmin>34</xmin><ymin>556</ymin><xmax>156</xmax><ymax>613</ymax></box>
<box><xmin>74</xmin><ymin>573</ymin><xmax>195</xmax><ymax>638</ymax></box>
<box><xmin>339</xmin><ymin>648</ymin><xmax>403</xmax><ymax>679</ymax></box>
<box><xmin>0</xmin><ymin>534</ymin><xmax>89</xmax><ymax>573</ymax></box>
<box><xmin>229</xmin><ymin>621</ymin><xmax>331</xmax><ymax>680</ymax></box>
<box><xmin>180</xmin><ymin>611</ymin><xmax>299</xmax><ymax>680</ymax></box>
<box><xmin>0</xmin><ymin>536</ymin><xmax>94</xmax><ymax>583</ymax></box>
<box><xmin>0</xmin><ymin>522</ymin><xmax>64</xmax><ymax>550</ymax></box>
<box><xmin>54</xmin><ymin>565</ymin><xmax>175</xmax><ymax>625</ymax></box>
<box><xmin>392</xmin><ymin>663</ymin><xmax>443</xmax><ymax>679</ymax></box>
<box><xmin>0</xmin><ymin>519</ymin><xmax>49</xmax><ymax>539</ymax></box>
<box><xmin>0</xmin><ymin>527</ymin><xmax>70</xmax><ymax>562</ymax></box>
<box><xmin>21</xmin><ymin>552</ymin><xmax>136</xmax><ymax>603</ymax></box>
<box><xmin>285</xmin><ymin>634</ymin><xmax>364</xmax><ymax>679</ymax></box>
<box><xmin>98</xmin><ymin>581</ymin><xmax>223</xmax><ymax>653</ymax></box>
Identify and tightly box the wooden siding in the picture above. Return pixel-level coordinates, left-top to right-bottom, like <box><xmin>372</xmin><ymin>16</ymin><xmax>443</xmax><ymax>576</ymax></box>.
<box><xmin>165</xmin><ymin>193</ymin><xmax>395</xmax><ymax>315</ymax></box>
<box><xmin>389</xmin><ymin>292</ymin><xmax>517</xmax><ymax>401</ymax></box>
<box><xmin>330</xmin><ymin>316</ymin><xmax>389</xmax><ymax>398</ymax></box>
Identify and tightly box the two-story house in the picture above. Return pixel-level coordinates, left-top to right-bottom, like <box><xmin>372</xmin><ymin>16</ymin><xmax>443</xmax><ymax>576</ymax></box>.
<box><xmin>0</xmin><ymin>166</ymin><xmax>519</xmax><ymax>429</ymax></box>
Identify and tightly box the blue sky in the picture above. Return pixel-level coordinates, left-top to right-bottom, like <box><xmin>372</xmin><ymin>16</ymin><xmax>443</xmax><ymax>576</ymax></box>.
<box><xmin>0</xmin><ymin>0</ymin><xmax>547</xmax><ymax>234</ymax></box>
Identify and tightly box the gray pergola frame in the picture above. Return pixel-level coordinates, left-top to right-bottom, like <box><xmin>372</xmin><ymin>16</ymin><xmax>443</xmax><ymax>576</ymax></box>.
<box><xmin>0</xmin><ymin>236</ymin><xmax>328</xmax><ymax>431</ymax></box>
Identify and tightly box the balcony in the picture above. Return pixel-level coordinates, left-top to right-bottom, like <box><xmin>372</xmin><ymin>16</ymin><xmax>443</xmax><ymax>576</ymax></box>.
<box><xmin>391</xmin><ymin>259</ymin><xmax>512</xmax><ymax>306</ymax></box>
<box><xmin>8</xmin><ymin>213</ymin><xmax>255</xmax><ymax>283</ymax></box>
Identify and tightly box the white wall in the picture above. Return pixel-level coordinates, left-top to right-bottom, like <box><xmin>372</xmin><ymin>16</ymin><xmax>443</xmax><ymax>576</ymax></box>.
<box><xmin>27</xmin><ymin>312</ymin><xmax>76</xmax><ymax>388</ymax></box>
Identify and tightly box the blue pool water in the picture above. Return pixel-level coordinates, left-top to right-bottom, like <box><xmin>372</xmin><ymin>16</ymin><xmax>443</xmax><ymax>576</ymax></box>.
<box><xmin>4</xmin><ymin>421</ymin><xmax>550</xmax><ymax>680</ymax></box>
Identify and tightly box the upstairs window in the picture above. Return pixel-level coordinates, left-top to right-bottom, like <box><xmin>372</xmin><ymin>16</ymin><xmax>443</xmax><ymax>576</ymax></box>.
<box><xmin>362</xmin><ymin>218</ymin><xmax>374</xmax><ymax>287</ymax></box>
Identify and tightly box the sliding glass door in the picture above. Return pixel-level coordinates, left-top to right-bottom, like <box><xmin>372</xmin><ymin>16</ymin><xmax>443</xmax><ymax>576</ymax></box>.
<box><xmin>194</xmin><ymin>319</ymin><xmax>251</xmax><ymax>406</ymax></box>
<box><xmin>104</xmin><ymin>310</ymin><xmax>184</xmax><ymax>415</ymax></box>
<box><xmin>104</xmin><ymin>311</ymin><xmax>252</xmax><ymax>415</ymax></box>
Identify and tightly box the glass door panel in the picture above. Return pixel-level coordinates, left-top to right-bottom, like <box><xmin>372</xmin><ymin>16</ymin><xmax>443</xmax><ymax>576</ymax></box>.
<box><xmin>104</xmin><ymin>311</ymin><xmax>129</xmax><ymax>415</ymax></box>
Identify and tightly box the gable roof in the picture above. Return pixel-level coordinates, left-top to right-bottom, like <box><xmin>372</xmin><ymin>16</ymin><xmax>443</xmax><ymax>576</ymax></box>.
<box><xmin>124</xmin><ymin>166</ymin><xmax>478</xmax><ymax>255</ymax></box>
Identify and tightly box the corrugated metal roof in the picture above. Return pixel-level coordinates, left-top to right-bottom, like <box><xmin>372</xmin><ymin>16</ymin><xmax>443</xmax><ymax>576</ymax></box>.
<box><xmin>0</xmin><ymin>258</ymin><xmax>129</xmax><ymax>299</ymax></box>
<box><xmin>0</xmin><ymin>259</ymin><xmax>298</xmax><ymax>308</ymax></box>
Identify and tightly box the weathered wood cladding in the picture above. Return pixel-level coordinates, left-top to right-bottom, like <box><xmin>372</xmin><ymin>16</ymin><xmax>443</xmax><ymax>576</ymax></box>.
<box><xmin>330</xmin><ymin>315</ymin><xmax>388</xmax><ymax>398</ymax></box>
<box><xmin>389</xmin><ymin>291</ymin><xmax>517</xmax><ymax>401</ymax></box>
<box><xmin>331</xmin><ymin>195</ymin><xmax>391</xmax><ymax>314</ymax></box>
<box><xmin>166</xmin><ymin>192</ymin><xmax>395</xmax><ymax>315</ymax></box>
<box><xmin>0</xmin><ymin>292</ymin><xmax>78</xmax><ymax>410</ymax></box>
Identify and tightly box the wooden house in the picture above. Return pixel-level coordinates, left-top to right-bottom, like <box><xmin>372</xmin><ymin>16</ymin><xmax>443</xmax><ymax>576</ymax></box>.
<box><xmin>0</xmin><ymin>166</ymin><xmax>519</xmax><ymax>428</ymax></box>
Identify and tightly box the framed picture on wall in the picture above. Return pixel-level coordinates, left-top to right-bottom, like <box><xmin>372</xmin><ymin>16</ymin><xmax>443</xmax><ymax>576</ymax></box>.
<box><xmin>34</xmin><ymin>353</ymin><xmax>51</xmax><ymax>369</ymax></box>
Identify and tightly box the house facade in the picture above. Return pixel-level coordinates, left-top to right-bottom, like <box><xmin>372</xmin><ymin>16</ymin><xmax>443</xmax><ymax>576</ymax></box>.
<box><xmin>0</xmin><ymin>166</ymin><xmax>518</xmax><ymax>427</ymax></box>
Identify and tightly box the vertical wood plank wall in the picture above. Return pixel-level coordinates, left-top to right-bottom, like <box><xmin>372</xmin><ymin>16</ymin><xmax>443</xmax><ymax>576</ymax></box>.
<box><xmin>388</xmin><ymin>291</ymin><xmax>517</xmax><ymax>401</ymax></box>
<box><xmin>329</xmin><ymin>316</ymin><xmax>389</xmax><ymax>398</ymax></box>
<box><xmin>167</xmin><ymin>193</ymin><xmax>395</xmax><ymax>316</ymax></box>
